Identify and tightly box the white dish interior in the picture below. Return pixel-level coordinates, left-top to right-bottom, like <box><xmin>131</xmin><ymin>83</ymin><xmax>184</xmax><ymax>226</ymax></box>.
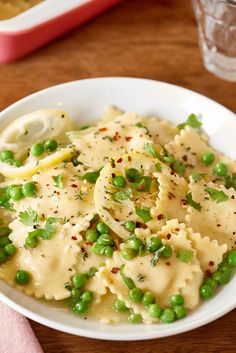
<box><xmin>0</xmin><ymin>77</ymin><xmax>235</xmax><ymax>340</ymax></box>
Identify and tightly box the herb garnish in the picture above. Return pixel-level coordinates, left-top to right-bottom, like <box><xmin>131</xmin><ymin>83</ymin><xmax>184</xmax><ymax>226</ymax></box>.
<box><xmin>178</xmin><ymin>113</ymin><xmax>202</xmax><ymax>130</ymax></box>
<box><xmin>144</xmin><ymin>143</ymin><xmax>158</xmax><ymax>158</ymax></box>
<box><xmin>119</xmin><ymin>264</ymin><xmax>136</xmax><ymax>290</ymax></box>
<box><xmin>112</xmin><ymin>188</ymin><xmax>132</xmax><ymax>202</ymax></box>
<box><xmin>185</xmin><ymin>192</ymin><xmax>202</xmax><ymax>211</ymax></box>
<box><xmin>53</xmin><ymin>174</ymin><xmax>64</xmax><ymax>188</ymax></box>
<box><xmin>205</xmin><ymin>187</ymin><xmax>228</xmax><ymax>203</ymax></box>
<box><xmin>137</xmin><ymin>273</ymin><xmax>146</xmax><ymax>282</ymax></box>
<box><xmin>150</xmin><ymin>246</ymin><xmax>166</xmax><ymax>267</ymax></box>
<box><xmin>19</xmin><ymin>208</ymin><xmax>39</xmax><ymax>226</ymax></box>
<box><xmin>82</xmin><ymin>170</ymin><xmax>101</xmax><ymax>184</ymax></box>
<box><xmin>135</xmin><ymin>207</ymin><xmax>152</xmax><ymax>223</ymax></box>
<box><xmin>190</xmin><ymin>171</ymin><xmax>206</xmax><ymax>183</ymax></box>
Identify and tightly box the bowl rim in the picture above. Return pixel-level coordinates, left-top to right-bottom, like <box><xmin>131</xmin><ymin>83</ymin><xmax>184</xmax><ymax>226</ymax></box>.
<box><xmin>0</xmin><ymin>77</ymin><xmax>235</xmax><ymax>340</ymax></box>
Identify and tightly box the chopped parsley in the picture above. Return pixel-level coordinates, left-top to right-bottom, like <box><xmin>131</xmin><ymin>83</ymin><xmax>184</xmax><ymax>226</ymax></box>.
<box><xmin>137</xmin><ymin>273</ymin><xmax>146</xmax><ymax>282</ymax></box>
<box><xmin>177</xmin><ymin>249</ymin><xmax>193</xmax><ymax>263</ymax></box>
<box><xmin>119</xmin><ymin>264</ymin><xmax>136</xmax><ymax>290</ymax></box>
<box><xmin>19</xmin><ymin>208</ymin><xmax>39</xmax><ymax>226</ymax></box>
<box><xmin>155</xmin><ymin>162</ymin><xmax>162</xmax><ymax>172</ymax></box>
<box><xmin>82</xmin><ymin>170</ymin><xmax>101</xmax><ymax>184</ymax></box>
<box><xmin>131</xmin><ymin>176</ymin><xmax>152</xmax><ymax>192</ymax></box>
<box><xmin>205</xmin><ymin>187</ymin><xmax>228</xmax><ymax>203</ymax></box>
<box><xmin>178</xmin><ymin>113</ymin><xmax>202</xmax><ymax>130</ymax></box>
<box><xmin>144</xmin><ymin>143</ymin><xmax>158</xmax><ymax>158</ymax></box>
<box><xmin>173</xmin><ymin>159</ymin><xmax>186</xmax><ymax>177</ymax></box>
<box><xmin>190</xmin><ymin>171</ymin><xmax>206</xmax><ymax>183</ymax></box>
<box><xmin>53</xmin><ymin>174</ymin><xmax>64</xmax><ymax>188</ymax></box>
<box><xmin>135</xmin><ymin>207</ymin><xmax>152</xmax><ymax>223</ymax></box>
<box><xmin>86</xmin><ymin>266</ymin><xmax>98</xmax><ymax>278</ymax></box>
<box><xmin>225</xmin><ymin>173</ymin><xmax>236</xmax><ymax>191</ymax></box>
<box><xmin>113</xmin><ymin>188</ymin><xmax>132</xmax><ymax>202</ymax></box>
<box><xmin>150</xmin><ymin>246</ymin><xmax>166</xmax><ymax>267</ymax></box>
<box><xmin>79</xmin><ymin>125</ymin><xmax>90</xmax><ymax>130</ymax></box>
<box><xmin>135</xmin><ymin>122</ymin><xmax>149</xmax><ymax>134</ymax></box>
<box><xmin>185</xmin><ymin>192</ymin><xmax>202</xmax><ymax>211</ymax></box>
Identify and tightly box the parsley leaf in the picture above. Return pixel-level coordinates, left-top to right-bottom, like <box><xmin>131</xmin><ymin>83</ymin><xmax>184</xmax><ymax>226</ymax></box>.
<box><xmin>53</xmin><ymin>174</ymin><xmax>64</xmax><ymax>188</ymax></box>
<box><xmin>79</xmin><ymin>125</ymin><xmax>90</xmax><ymax>130</ymax></box>
<box><xmin>225</xmin><ymin>173</ymin><xmax>236</xmax><ymax>191</ymax></box>
<box><xmin>131</xmin><ymin>176</ymin><xmax>152</xmax><ymax>192</ymax></box>
<box><xmin>135</xmin><ymin>122</ymin><xmax>149</xmax><ymax>134</ymax></box>
<box><xmin>113</xmin><ymin>188</ymin><xmax>132</xmax><ymax>202</ymax></box>
<box><xmin>173</xmin><ymin>159</ymin><xmax>186</xmax><ymax>177</ymax></box>
<box><xmin>82</xmin><ymin>170</ymin><xmax>101</xmax><ymax>184</ymax></box>
<box><xmin>41</xmin><ymin>217</ymin><xmax>58</xmax><ymax>239</ymax></box>
<box><xmin>177</xmin><ymin>249</ymin><xmax>193</xmax><ymax>263</ymax></box>
<box><xmin>155</xmin><ymin>163</ymin><xmax>162</xmax><ymax>172</ymax></box>
<box><xmin>205</xmin><ymin>187</ymin><xmax>228</xmax><ymax>203</ymax></box>
<box><xmin>144</xmin><ymin>143</ymin><xmax>158</xmax><ymax>158</ymax></box>
<box><xmin>19</xmin><ymin>208</ymin><xmax>39</xmax><ymax>226</ymax></box>
<box><xmin>186</xmin><ymin>192</ymin><xmax>202</xmax><ymax>211</ymax></box>
<box><xmin>178</xmin><ymin>113</ymin><xmax>202</xmax><ymax>130</ymax></box>
<box><xmin>119</xmin><ymin>264</ymin><xmax>136</xmax><ymax>290</ymax></box>
<box><xmin>190</xmin><ymin>171</ymin><xmax>206</xmax><ymax>183</ymax></box>
<box><xmin>135</xmin><ymin>206</ymin><xmax>152</xmax><ymax>223</ymax></box>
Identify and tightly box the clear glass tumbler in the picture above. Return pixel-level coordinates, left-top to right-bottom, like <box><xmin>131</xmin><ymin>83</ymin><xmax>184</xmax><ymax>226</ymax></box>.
<box><xmin>193</xmin><ymin>0</ymin><xmax>236</xmax><ymax>81</ymax></box>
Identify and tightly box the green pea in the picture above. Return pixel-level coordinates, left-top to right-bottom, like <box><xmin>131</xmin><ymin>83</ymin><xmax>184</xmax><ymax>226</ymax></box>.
<box><xmin>204</xmin><ymin>277</ymin><xmax>217</xmax><ymax>289</ymax></box>
<box><xmin>160</xmin><ymin>308</ymin><xmax>175</xmax><ymax>323</ymax></box>
<box><xmin>126</xmin><ymin>237</ymin><xmax>143</xmax><ymax>252</ymax></box>
<box><xmin>30</xmin><ymin>143</ymin><xmax>44</xmax><ymax>157</ymax></box>
<box><xmin>142</xmin><ymin>292</ymin><xmax>155</xmax><ymax>307</ymax></box>
<box><xmin>4</xmin><ymin>243</ymin><xmax>16</xmax><ymax>256</ymax></box>
<box><xmin>0</xmin><ymin>226</ymin><xmax>11</xmax><ymax>237</ymax></box>
<box><xmin>0</xmin><ymin>150</ymin><xmax>14</xmax><ymax>162</ymax></box>
<box><xmin>148</xmin><ymin>303</ymin><xmax>162</xmax><ymax>318</ymax></box>
<box><xmin>169</xmin><ymin>294</ymin><xmax>184</xmax><ymax>306</ymax></box>
<box><xmin>129</xmin><ymin>288</ymin><xmax>143</xmax><ymax>303</ymax></box>
<box><xmin>212</xmin><ymin>271</ymin><xmax>223</xmax><ymax>284</ymax></box>
<box><xmin>10</xmin><ymin>186</ymin><xmax>24</xmax><ymax>201</ymax></box>
<box><xmin>214</xmin><ymin>163</ymin><xmax>228</xmax><ymax>177</ymax></box>
<box><xmin>161</xmin><ymin>245</ymin><xmax>173</xmax><ymax>258</ymax></box>
<box><xmin>92</xmin><ymin>243</ymin><xmax>106</xmax><ymax>256</ymax></box>
<box><xmin>13</xmin><ymin>160</ymin><xmax>23</xmax><ymax>168</ymax></box>
<box><xmin>15</xmin><ymin>270</ymin><xmax>30</xmax><ymax>285</ymax></box>
<box><xmin>104</xmin><ymin>246</ymin><xmax>114</xmax><ymax>257</ymax></box>
<box><xmin>121</xmin><ymin>248</ymin><xmax>137</xmax><ymax>261</ymax></box>
<box><xmin>85</xmin><ymin>229</ymin><xmax>99</xmax><ymax>242</ymax></box>
<box><xmin>218</xmin><ymin>267</ymin><xmax>233</xmax><ymax>285</ymax></box>
<box><xmin>226</xmin><ymin>250</ymin><xmax>236</xmax><ymax>267</ymax></box>
<box><xmin>112</xmin><ymin>176</ymin><xmax>126</xmax><ymax>188</ymax></box>
<box><xmin>0</xmin><ymin>248</ymin><xmax>8</xmax><ymax>264</ymax></box>
<box><xmin>73</xmin><ymin>301</ymin><xmax>89</xmax><ymax>314</ymax></box>
<box><xmin>201</xmin><ymin>152</ymin><xmax>215</xmax><ymax>166</ymax></box>
<box><xmin>124</xmin><ymin>221</ymin><xmax>136</xmax><ymax>233</ymax></box>
<box><xmin>44</xmin><ymin>139</ymin><xmax>58</xmax><ymax>152</ymax></box>
<box><xmin>200</xmin><ymin>284</ymin><xmax>214</xmax><ymax>299</ymax></box>
<box><xmin>146</xmin><ymin>237</ymin><xmax>162</xmax><ymax>253</ymax></box>
<box><xmin>113</xmin><ymin>299</ymin><xmax>128</xmax><ymax>312</ymax></box>
<box><xmin>0</xmin><ymin>236</ymin><xmax>11</xmax><ymax>247</ymax></box>
<box><xmin>97</xmin><ymin>233</ymin><xmax>113</xmax><ymax>246</ymax></box>
<box><xmin>72</xmin><ymin>273</ymin><xmax>86</xmax><ymax>289</ymax></box>
<box><xmin>22</xmin><ymin>182</ymin><xmax>36</xmax><ymax>197</ymax></box>
<box><xmin>71</xmin><ymin>155</ymin><xmax>80</xmax><ymax>166</ymax></box>
<box><xmin>128</xmin><ymin>313</ymin><xmax>142</xmax><ymax>324</ymax></box>
<box><xmin>81</xmin><ymin>290</ymin><xmax>94</xmax><ymax>303</ymax></box>
<box><xmin>125</xmin><ymin>168</ymin><xmax>141</xmax><ymax>182</ymax></box>
<box><xmin>96</xmin><ymin>222</ymin><xmax>109</xmax><ymax>234</ymax></box>
<box><xmin>174</xmin><ymin>305</ymin><xmax>187</xmax><ymax>320</ymax></box>
<box><xmin>71</xmin><ymin>287</ymin><xmax>82</xmax><ymax>300</ymax></box>
<box><xmin>24</xmin><ymin>234</ymin><xmax>38</xmax><ymax>248</ymax></box>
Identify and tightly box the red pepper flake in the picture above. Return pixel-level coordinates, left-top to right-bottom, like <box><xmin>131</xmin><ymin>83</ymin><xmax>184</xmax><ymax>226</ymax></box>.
<box><xmin>182</xmin><ymin>155</ymin><xmax>188</xmax><ymax>162</ymax></box>
<box><xmin>165</xmin><ymin>262</ymin><xmax>170</xmax><ymax>266</ymax></box>
<box><xmin>71</xmin><ymin>184</ymin><xmax>78</xmax><ymax>188</ymax></box>
<box><xmin>111</xmin><ymin>173</ymin><xmax>116</xmax><ymax>178</ymax></box>
<box><xmin>217</xmin><ymin>224</ymin><xmax>221</xmax><ymax>227</ymax></box>
<box><xmin>71</xmin><ymin>236</ymin><xmax>77</xmax><ymax>240</ymax></box>
<box><xmin>175</xmin><ymin>228</ymin><xmax>180</xmax><ymax>232</ymax></box>
<box><xmin>117</xmin><ymin>158</ymin><xmax>123</xmax><ymax>163</ymax></box>
<box><xmin>136</xmin><ymin>222</ymin><xmax>148</xmax><ymax>229</ymax></box>
<box><xmin>85</xmin><ymin>241</ymin><xmax>93</xmax><ymax>246</ymax></box>
<box><xmin>205</xmin><ymin>269</ymin><xmax>212</xmax><ymax>277</ymax></box>
<box><xmin>128</xmin><ymin>156</ymin><xmax>132</xmax><ymax>162</ymax></box>
<box><xmin>166</xmin><ymin>233</ymin><xmax>171</xmax><ymax>240</ymax></box>
<box><xmin>111</xmin><ymin>267</ymin><xmax>120</xmax><ymax>274</ymax></box>
<box><xmin>157</xmin><ymin>214</ymin><xmax>164</xmax><ymax>220</ymax></box>
<box><xmin>170</xmin><ymin>170</ymin><xmax>175</xmax><ymax>175</ymax></box>
<box><xmin>209</xmin><ymin>261</ymin><xmax>214</xmax><ymax>266</ymax></box>
<box><xmin>99</xmin><ymin>127</ymin><xmax>108</xmax><ymax>132</ymax></box>
<box><xmin>125</xmin><ymin>136</ymin><xmax>133</xmax><ymax>142</ymax></box>
<box><xmin>112</xmin><ymin>132</ymin><xmax>121</xmax><ymax>141</ymax></box>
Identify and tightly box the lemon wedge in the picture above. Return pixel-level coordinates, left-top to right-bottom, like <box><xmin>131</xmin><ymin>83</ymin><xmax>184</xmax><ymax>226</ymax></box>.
<box><xmin>0</xmin><ymin>109</ymin><xmax>74</xmax><ymax>159</ymax></box>
<box><xmin>0</xmin><ymin>147</ymin><xmax>73</xmax><ymax>179</ymax></box>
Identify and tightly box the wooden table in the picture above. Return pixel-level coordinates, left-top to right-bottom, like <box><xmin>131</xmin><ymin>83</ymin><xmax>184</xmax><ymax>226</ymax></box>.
<box><xmin>0</xmin><ymin>0</ymin><xmax>235</xmax><ymax>352</ymax></box>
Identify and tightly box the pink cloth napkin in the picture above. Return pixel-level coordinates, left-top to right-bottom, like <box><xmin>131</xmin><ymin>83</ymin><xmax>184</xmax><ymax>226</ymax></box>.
<box><xmin>0</xmin><ymin>301</ymin><xmax>43</xmax><ymax>353</ymax></box>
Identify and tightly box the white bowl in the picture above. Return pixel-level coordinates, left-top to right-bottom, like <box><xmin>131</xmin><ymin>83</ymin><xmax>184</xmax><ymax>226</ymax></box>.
<box><xmin>0</xmin><ymin>77</ymin><xmax>235</xmax><ymax>340</ymax></box>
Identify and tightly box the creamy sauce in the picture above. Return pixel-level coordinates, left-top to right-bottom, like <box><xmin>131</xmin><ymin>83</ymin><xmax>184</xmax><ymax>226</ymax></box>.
<box><xmin>0</xmin><ymin>0</ymin><xmax>43</xmax><ymax>19</ymax></box>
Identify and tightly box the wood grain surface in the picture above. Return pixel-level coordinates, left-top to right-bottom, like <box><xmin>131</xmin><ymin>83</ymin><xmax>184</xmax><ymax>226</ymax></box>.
<box><xmin>0</xmin><ymin>0</ymin><xmax>235</xmax><ymax>352</ymax></box>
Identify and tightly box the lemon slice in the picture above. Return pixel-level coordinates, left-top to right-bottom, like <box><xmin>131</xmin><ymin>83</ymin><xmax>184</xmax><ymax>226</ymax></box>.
<box><xmin>0</xmin><ymin>109</ymin><xmax>74</xmax><ymax>159</ymax></box>
<box><xmin>0</xmin><ymin>147</ymin><xmax>73</xmax><ymax>179</ymax></box>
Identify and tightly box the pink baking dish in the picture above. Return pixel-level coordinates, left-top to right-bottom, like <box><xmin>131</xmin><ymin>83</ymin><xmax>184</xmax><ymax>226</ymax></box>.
<box><xmin>0</xmin><ymin>0</ymin><xmax>121</xmax><ymax>63</ymax></box>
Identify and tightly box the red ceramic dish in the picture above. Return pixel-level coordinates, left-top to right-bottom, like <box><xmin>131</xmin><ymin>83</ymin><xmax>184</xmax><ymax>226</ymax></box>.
<box><xmin>0</xmin><ymin>0</ymin><xmax>121</xmax><ymax>63</ymax></box>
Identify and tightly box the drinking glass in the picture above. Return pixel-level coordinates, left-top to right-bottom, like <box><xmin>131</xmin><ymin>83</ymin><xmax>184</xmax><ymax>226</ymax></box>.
<box><xmin>193</xmin><ymin>0</ymin><xmax>236</xmax><ymax>81</ymax></box>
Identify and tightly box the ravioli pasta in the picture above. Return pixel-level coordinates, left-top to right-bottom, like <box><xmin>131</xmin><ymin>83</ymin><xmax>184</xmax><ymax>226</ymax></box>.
<box><xmin>0</xmin><ymin>107</ymin><xmax>235</xmax><ymax>325</ymax></box>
